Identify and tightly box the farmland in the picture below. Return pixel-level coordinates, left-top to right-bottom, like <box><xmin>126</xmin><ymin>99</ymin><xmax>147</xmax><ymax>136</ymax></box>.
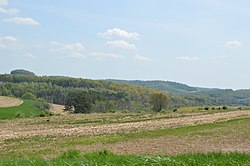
<box><xmin>0</xmin><ymin>98</ymin><xmax>41</xmax><ymax>119</ymax></box>
<box><xmin>0</xmin><ymin>98</ymin><xmax>249</xmax><ymax>165</ymax></box>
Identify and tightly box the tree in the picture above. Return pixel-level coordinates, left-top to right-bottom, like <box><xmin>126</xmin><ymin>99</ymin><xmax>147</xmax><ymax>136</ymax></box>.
<box><xmin>150</xmin><ymin>93</ymin><xmax>168</xmax><ymax>112</ymax></box>
<box><xmin>22</xmin><ymin>92</ymin><xmax>37</xmax><ymax>100</ymax></box>
<box><xmin>64</xmin><ymin>91</ymin><xmax>97</xmax><ymax>113</ymax></box>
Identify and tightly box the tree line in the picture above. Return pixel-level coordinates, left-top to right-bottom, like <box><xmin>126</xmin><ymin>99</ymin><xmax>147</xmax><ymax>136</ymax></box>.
<box><xmin>0</xmin><ymin>74</ymin><xmax>182</xmax><ymax>113</ymax></box>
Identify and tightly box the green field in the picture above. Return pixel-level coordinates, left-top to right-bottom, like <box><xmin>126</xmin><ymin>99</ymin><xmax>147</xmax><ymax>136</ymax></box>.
<box><xmin>0</xmin><ymin>100</ymin><xmax>40</xmax><ymax>119</ymax></box>
<box><xmin>0</xmin><ymin>150</ymin><xmax>249</xmax><ymax>165</ymax></box>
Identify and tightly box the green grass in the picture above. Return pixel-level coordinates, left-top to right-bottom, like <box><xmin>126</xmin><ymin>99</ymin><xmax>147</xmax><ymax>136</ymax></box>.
<box><xmin>0</xmin><ymin>99</ymin><xmax>40</xmax><ymax>119</ymax></box>
<box><xmin>0</xmin><ymin>150</ymin><xmax>249</xmax><ymax>165</ymax></box>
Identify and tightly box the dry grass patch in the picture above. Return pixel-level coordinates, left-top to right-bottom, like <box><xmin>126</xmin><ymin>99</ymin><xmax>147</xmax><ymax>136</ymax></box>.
<box><xmin>0</xmin><ymin>96</ymin><xmax>23</xmax><ymax>108</ymax></box>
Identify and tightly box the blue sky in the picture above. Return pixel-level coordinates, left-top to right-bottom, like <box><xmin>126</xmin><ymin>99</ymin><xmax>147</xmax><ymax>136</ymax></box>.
<box><xmin>0</xmin><ymin>0</ymin><xmax>250</xmax><ymax>89</ymax></box>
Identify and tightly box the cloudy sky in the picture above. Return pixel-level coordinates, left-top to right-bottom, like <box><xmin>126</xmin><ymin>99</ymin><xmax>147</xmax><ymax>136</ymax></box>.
<box><xmin>0</xmin><ymin>0</ymin><xmax>250</xmax><ymax>89</ymax></box>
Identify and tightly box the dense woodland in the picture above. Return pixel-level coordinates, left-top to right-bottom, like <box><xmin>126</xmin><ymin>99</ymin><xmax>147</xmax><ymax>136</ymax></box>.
<box><xmin>109</xmin><ymin>80</ymin><xmax>250</xmax><ymax>106</ymax></box>
<box><xmin>0</xmin><ymin>73</ymin><xmax>190</xmax><ymax>113</ymax></box>
<box><xmin>1</xmin><ymin>70</ymin><xmax>250</xmax><ymax>114</ymax></box>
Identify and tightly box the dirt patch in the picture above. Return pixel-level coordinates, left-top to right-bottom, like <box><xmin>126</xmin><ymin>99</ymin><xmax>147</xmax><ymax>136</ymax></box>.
<box><xmin>0</xmin><ymin>96</ymin><xmax>23</xmax><ymax>108</ymax></box>
<box><xmin>0</xmin><ymin>110</ymin><xmax>249</xmax><ymax>141</ymax></box>
<box><xmin>76</xmin><ymin>135</ymin><xmax>250</xmax><ymax>155</ymax></box>
<box><xmin>50</xmin><ymin>104</ymin><xmax>68</xmax><ymax>115</ymax></box>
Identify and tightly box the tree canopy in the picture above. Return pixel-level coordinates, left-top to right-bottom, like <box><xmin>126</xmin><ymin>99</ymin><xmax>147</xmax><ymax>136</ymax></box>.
<box><xmin>150</xmin><ymin>93</ymin><xmax>168</xmax><ymax>112</ymax></box>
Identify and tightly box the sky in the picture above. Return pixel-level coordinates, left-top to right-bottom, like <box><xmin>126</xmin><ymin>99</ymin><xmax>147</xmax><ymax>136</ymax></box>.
<box><xmin>0</xmin><ymin>0</ymin><xmax>250</xmax><ymax>89</ymax></box>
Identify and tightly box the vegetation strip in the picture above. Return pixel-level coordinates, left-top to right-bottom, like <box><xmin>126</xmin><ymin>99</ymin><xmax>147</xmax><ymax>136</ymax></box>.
<box><xmin>0</xmin><ymin>150</ymin><xmax>249</xmax><ymax>165</ymax></box>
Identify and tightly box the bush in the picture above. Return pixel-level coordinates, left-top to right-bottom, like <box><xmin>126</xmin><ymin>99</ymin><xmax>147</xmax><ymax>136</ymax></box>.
<box><xmin>120</xmin><ymin>109</ymin><xmax>129</xmax><ymax>113</ymax></box>
<box><xmin>160</xmin><ymin>109</ymin><xmax>168</xmax><ymax>113</ymax></box>
<box><xmin>34</xmin><ymin>98</ymin><xmax>51</xmax><ymax>111</ymax></box>
<box><xmin>108</xmin><ymin>109</ymin><xmax>116</xmax><ymax>113</ymax></box>
<box><xmin>222</xmin><ymin>106</ymin><xmax>228</xmax><ymax>110</ymax></box>
<box><xmin>22</xmin><ymin>92</ymin><xmax>37</xmax><ymax>100</ymax></box>
<box><xmin>204</xmin><ymin>107</ymin><xmax>209</xmax><ymax>110</ymax></box>
<box><xmin>39</xmin><ymin>110</ymin><xmax>54</xmax><ymax>117</ymax></box>
<box><xmin>15</xmin><ymin>112</ymin><xmax>25</xmax><ymax>118</ymax></box>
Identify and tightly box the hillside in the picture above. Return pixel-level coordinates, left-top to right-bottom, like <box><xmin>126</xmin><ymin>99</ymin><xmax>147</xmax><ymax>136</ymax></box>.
<box><xmin>0</xmin><ymin>74</ymin><xmax>191</xmax><ymax>112</ymax></box>
<box><xmin>108</xmin><ymin>79</ymin><xmax>215</xmax><ymax>94</ymax></box>
<box><xmin>108</xmin><ymin>79</ymin><xmax>250</xmax><ymax>106</ymax></box>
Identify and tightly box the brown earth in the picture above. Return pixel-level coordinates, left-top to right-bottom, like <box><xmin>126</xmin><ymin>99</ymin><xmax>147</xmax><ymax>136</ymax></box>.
<box><xmin>50</xmin><ymin>104</ymin><xmax>68</xmax><ymax>115</ymax></box>
<box><xmin>0</xmin><ymin>110</ymin><xmax>249</xmax><ymax>142</ymax></box>
<box><xmin>0</xmin><ymin>96</ymin><xmax>23</xmax><ymax>108</ymax></box>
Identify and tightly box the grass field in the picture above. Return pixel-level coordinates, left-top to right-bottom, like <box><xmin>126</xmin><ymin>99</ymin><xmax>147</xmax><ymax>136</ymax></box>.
<box><xmin>0</xmin><ymin>103</ymin><xmax>249</xmax><ymax>165</ymax></box>
<box><xmin>0</xmin><ymin>150</ymin><xmax>249</xmax><ymax>165</ymax></box>
<box><xmin>0</xmin><ymin>99</ymin><xmax>40</xmax><ymax>119</ymax></box>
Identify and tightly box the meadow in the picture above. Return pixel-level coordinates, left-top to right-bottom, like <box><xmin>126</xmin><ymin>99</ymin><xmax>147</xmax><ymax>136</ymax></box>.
<box><xmin>0</xmin><ymin>99</ymin><xmax>40</xmax><ymax>119</ymax></box>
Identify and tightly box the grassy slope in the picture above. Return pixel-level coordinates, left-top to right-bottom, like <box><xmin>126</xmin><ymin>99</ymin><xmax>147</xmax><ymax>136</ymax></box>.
<box><xmin>0</xmin><ymin>99</ymin><xmax>39</xmax><ymax>119</ymax></box>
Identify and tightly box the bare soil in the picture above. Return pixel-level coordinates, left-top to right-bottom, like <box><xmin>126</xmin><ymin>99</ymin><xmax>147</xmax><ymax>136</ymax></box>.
<box><xmin>50</xmin><ymin>104</ymin><xmax>68</xmax><ymax>115</ymax></box>
<box><xmin>0</xmin><ymin>110</ymin><xmax>249</xmax><ymax>142</ymax></box>
<box><xmin>0</xmin><ymin>96</ymin><xmax>23</xmax><ymax>108</ymax></box>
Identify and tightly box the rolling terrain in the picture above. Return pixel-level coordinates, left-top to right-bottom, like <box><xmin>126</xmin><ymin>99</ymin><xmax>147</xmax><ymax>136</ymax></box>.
<box><xmin>0</xmin><ymin>71</ymin><xmax>250</xmax><ymax>165</ymax></box>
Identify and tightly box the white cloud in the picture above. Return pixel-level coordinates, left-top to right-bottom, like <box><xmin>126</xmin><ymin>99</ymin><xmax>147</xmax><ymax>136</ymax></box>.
<box><xmin>0</xmin><ymin>36</ymin><xmax>17</xmax><ymax>42</ymax></box>
<box><xmin>0</xmin><ymin>35</ymin><xmax>17</xmax><ymax>49</ymax></box>
<box><xmin>133</xmin><ymin>55</ymin><xmax>150</xmax><ymax>62</ymax></box>
<box><xmin>50</xmin><ymin>41</ymin><xmax>85</xmax><ymax>58</ymax></box>
<box><xmin>106</xmin><ymin>40</ymin><xmax>137</xmax><ymax>50</ymax></box>
<box><xmin>22</xmin><ymin>53</ymin><xmax>35</xmax><ymax>59</ymax></box>
<box><xmin>90</xmin><ymin>52</ymin><xmax>124</xmax><ymax>60</ymax></box>
<box><xmin>176</xmin><ymin>56</ymin><xmax>200</xmax><ymax>62</ymax></box>
<box><xmin>0</xmin><ymin>0</ymin><xmax>8</xmax><ymax>6</ymax></box>
<box><xmin>98</xmin><ymin>28</ymin><xmax>141</xmax><ymax>40</ymax></box>
<box><xmin>0</xmin><ymin>43</ymin><xmax>6</xmax><ymax>48</ymax></box>
<box><xmin>4</xmin><ymin>17</ymin><xmax>40</xmax><ymax>25</ymax></box>
<box><xmin>0</xmin><ymin>7</ymin><xmax>19</xmax><ymax>15</ymax></box>
<box><xmin>224</xmin><ymin>40</ymin><xmax>242</xmax><ymax>48</ymax></box>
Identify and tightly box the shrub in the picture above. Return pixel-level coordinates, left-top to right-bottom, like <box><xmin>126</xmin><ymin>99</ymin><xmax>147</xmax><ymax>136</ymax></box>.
<box><xmin>108</xmin><ymin>109</ymin><xmax>116</xmax><ymax>113</ymax></box>
<box><xmin>204</xmin><ymin>107</ymin><xmax>209</xmax><ymax>110</ymax></box>
<box><xmin>39</xmin><ymin>110</ymin><xmax>54</xmax><ymax>117</ymax></box>
<box><xmin>15</xmin><ymin>112</ymin><xmax>25</xmax><ymax>118</ymax></box>
<box><xmin>34</xmin><ymin>98</ymin><xmax>51</xmax><ymax>111</ymax></box>
<box><xmin>22</xmin><ymin>92</ymin><xmax>37</xmax><ymax>100</ymax></box>
<box><xmin>222</xmin><ymin>106</ymin><xmax>228</xmax><ymax>110</ymax></box>
<box><xmin>160</xmin><ymin>109</ymin><xmax>168</xmax><ymax>113</ymax></box>
<box><xmin>120</xmin><ymin>109</ymin><xmax>128</xmax><ymax>113</ymax></box>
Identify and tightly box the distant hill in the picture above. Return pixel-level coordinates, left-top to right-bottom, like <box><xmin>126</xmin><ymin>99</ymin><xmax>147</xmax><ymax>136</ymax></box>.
<box><xmin>107</xmin><ymin>79</ymin><xmax>217</xmax><ymax>94</ymax></box>
<box><xmin>108</xmin><ymin>79</ymin><xmax>250</xmax><ymax>106</ymax></box>
<box><xmin>10</xmin><ymin>69</ymin><xmax>35</xmax><ymax>76</ymax></box>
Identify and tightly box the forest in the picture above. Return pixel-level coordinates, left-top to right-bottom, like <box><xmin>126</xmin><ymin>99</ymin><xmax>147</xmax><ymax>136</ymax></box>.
<box><xmin>109</xmin><ymin>79</ymin><xmax>250</xmax><ymax>106</ymax></box>
<box><xmin>0</xmin><ymin>72</ymin><xmax>190</xmax><ymax>113</ymax></box>
<box><xmin>1</xmin><ymin>70</ymin><xmax>250</xmax><ymax>114</ymax></box>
